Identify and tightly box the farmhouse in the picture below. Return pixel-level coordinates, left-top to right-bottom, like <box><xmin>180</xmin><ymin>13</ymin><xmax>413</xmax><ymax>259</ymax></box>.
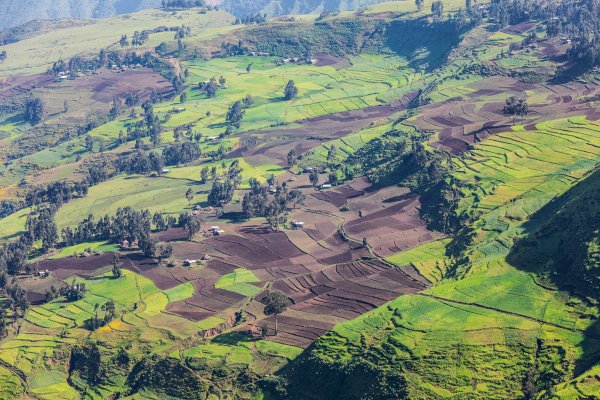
<box><xmin>291</xmin><ymin>221</ymin><xmax>305</xmax><ymax>229</ymax></box>
<box><xmin>183</xmin><ymin>259</ymin><xmax>196</xmax><ymax>267</ymax></box>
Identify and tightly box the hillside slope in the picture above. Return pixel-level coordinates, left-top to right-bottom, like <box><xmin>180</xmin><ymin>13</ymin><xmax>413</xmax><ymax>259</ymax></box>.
<box><xmin>0</xmin><ymin>1</ymin><xmax>600</xmax><ymax>399</ymax></box>
<box><xmin>0</xmin><ymin>0</ymin><xmax>163</xmax><ymax>31</ymax></box>
<box><xmin>222</xmin><ymin>0</ymin><xmax>390</xmax><ymax>17</ymax></box>
<box><xmin>0</xmin><ymin>0</ymin><xmax>392</xmax><ymax>31</ymax></box>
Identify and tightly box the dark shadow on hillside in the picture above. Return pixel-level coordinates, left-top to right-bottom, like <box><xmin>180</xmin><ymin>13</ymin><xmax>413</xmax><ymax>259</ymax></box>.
<box><xmin>551</xmin><ymin>61</ymin><xmax>592</xmax><ymax>84</ymax></box>
<box><xmin>385</xmin><ymin>19</ymin><xmax>461</xmax><ymax>73</ymax></box>
<box><xmin>506</xmin><ymin>167</ymin><xmax>600</xmax><ymax>374</ymax></box>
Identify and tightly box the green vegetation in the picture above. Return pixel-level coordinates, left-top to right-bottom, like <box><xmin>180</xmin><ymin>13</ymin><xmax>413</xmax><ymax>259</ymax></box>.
<box><xmin>215</xmin><ymin>268</ymin><xmax>261</xmax><ymax>296</ymax></box>
<box><xmin>0</xmin><ymin>2</ymin><xmax>600</xmax><ymax>399</ymax></box>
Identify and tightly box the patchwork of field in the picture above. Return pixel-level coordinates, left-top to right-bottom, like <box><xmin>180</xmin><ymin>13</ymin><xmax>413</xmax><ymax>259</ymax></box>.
<box><xmin>412</xmin><ymin>75</ymin><xmax>600</xmax><ymax>155</ymax></box>
<box><xmin>0</xmin><ymin>8</ymin><xmax>599</xmax><ymax>398</ymax></box>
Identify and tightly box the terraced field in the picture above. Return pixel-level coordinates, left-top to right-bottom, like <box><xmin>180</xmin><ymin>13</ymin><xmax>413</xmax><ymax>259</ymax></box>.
<box><xmin>0</xmin><ymin>2</ymin><xmax>599</xmax><ymax>399</ymax></box>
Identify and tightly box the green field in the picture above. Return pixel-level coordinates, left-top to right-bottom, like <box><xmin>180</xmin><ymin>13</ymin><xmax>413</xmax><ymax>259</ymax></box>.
<box><xmin>0</xmin><ymin>3</ymin><xmax>599</xmax><ymax>399</ymax></box>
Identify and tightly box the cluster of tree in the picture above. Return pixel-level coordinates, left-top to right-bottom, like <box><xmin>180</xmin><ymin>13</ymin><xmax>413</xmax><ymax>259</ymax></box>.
<box><xmin>431</xmin><ymin>0</ymin><xmax>444</xmax><ymax>17</ymax></box>
<box><xmin>284</xmin><ymin>80</ymin><xmax>299</xmax><ymax>100</ymax></box>
<box><xmin>23</xmin><ymin>97</ymin><xmax>45</xmax><ymax>125</ymax></box>
<box><xmin>486</xmin><ymin>0</ymin><xmax>600</xmax><ymax>68</ymax></box>
<box><xmin>25</xmin><ymin>207</ymin><xmax>58</xmax><ymax>250</ymax></box>
<box><xmin>116</xmin><ymin>150</ymin><xmax>165</xmax><ymax>175</ymax></box>
<box><xmin>61</xmin><ymin>207</ymin><xmax>151</xmax><ymax>248</ymax></box>
<box><xmin>131</xmin><ymin>31</ymin><xmax>150</xmax><ymax>46</ymax></box>
<box><xmin>60</xmin><ymin>208</ymin><xmax>174</xmax><ymax>260</ymax></box>
<box><xmin>161</xmin><ymin>0</ymin><xmax>204</xmax><ymax>8</ymax></box>
<box><xmin>177</xmin><ymin>212</ymin><xmax>202</xmax><ymax>240</ymax></box>
<box><xmin>0</xmin><ymin>199</ymin><xmax>21</xmax><ymax>219</ymax></box>
<box><xmin>242</xmin><ymin>178</ymin><xmax>305</xmax><ymax>230</ymax></box>
<box><xmin>233</xmin><ymin>14</ymin><xmax>267</xmax><ymax>25</ymax></box>
<box><xmin>225</xmin><ymin>95</ymin><xmax>253</xmax><ymax>129</ymax></box>
<box><xmin>220</xmin><ymin>40</ymin><xmax>250</xmax><ymax>57</ymax></box>
<box><xmin>60</xmin><ymin>281</ymin><xmax>87</xmax><ymax>302</ymax></box>
<box><xmin>0</xmin><ymin>308</ymin><xmax>8</xmax><ymax>338</ymax></box>
<box><xmin>174</xmin><ymin>25</ymin><xmax>192</xmax><ymax>40</ymax></box>
<box><xmin>153</xmin><ymin>212</ymin><xmax>178</xmax><ymax>232</ymax></box>
<box><xmin>207</xmin><ymin>180</ymin><xmax>236</xmax><ymax>207</ymax></box>
<box><xmin>25</xmin><ymin>179</ymin><xmax>89</xmax><ymax>208</ymax></box>
<box><xmin>118</xmin><ymin>101</ymin><xmax>163</xmax><ymax>147</ymax></box>
<box><xmin>163</xmin><ymin>141</ymin><xmax>201</xmax><ymax>165</ymax></box>
<box><xmin>85</xmin><ymin>300</ymin><xmax>116</xmax><ymax>330</ymax></box>
<box><xmin>115</xmin><ymin>140</ymin><xmax>202</xmax><ymax>177</ymax></box>
<box><xmin>49</xmin><ymin>49</ymin><xmax>175</xmax><ymax>84</ymax></box>
<box><xmin>503</xmin><ymin>96</ymin><xmax>529</xmax><ymax>124</ymax></box>
<box><xmin>199</xmin><ymin>76</ymin><xmax>227</xmax><ymax>98</ymax></box>
<box><xmin>3</xmin><ymin>278</ymin><xmax>29</xmax><ymax>317</ymax></box>
<box><xmin>0</xmin><ymin>51</ymin><xmax>7</xmax><ymax>62</ymax></box>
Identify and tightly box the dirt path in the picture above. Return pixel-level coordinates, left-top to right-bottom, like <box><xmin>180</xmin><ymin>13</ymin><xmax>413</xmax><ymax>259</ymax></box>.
<box><xmin>168</xmin><ymin>57</ymin><xmax>182</xmax><ymax>77</ymax></box>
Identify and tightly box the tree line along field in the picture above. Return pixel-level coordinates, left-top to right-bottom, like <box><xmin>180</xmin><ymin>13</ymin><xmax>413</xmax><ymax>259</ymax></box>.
<box><xmin>0</xmin><ymin>0</ymin><xmax>600</xmax><ymax>399</ymax></box>
<box><xmin>0</xmin><ymin>52</ymin><xmax>415</xmax><ymax>239</ymax></box>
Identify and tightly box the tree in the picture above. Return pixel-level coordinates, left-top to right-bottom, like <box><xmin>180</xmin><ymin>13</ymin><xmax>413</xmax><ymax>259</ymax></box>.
<box><xmin>284</xmin><ymin>80</ymin><xmax>299</xmax><ymax>100</ymax></box>
<box><xmin>287</xmin><ymin>149</ymin><xmax>297</xmax><ymax>167</ymax></box>
<box><xmin>180</xmin><ymin>92</ymin><xmax>187</xmax><ymax>103</ymax></box>
<box><xmin>431</xmin><ymin>0</ymin><xmax>444</xmax><ymax>17</ymax></box>
<box><xmin>219</xmin><ymin>75</ymin><xmax>227</xmax><ymax>86</ymax></box>
<box><xmin>503</xmin><ymin>96</ymin><xmax>529</xmax><ymax>125</ymax></box>
<box><xmin>64</xmin><ymin>100</ymin><xmax>69</xmax><ymax>113</ymax></box>
<box><xmin>265</xmin><ymin>200</ymin><xmax>287</xmax><ymax>231</ymax></box>
<box><xmin>246</xmin><ymin>63</ymin><xmax>253</xmax><ymax>73</ymax></box>
<box><xmin>185</xmin><ymin>216</ymin><xmax>201</xmax><ymax>240</ymax></box>
<box><xmin>309</xmin><ymin>170</ymin><xmax>319</xmax><ymax>188</ymax></box>
<box><xmin>242</xmin><ymin>94</ymin><xmax>254</xmax><ymax>108</ymax></box>
<box><xmin>119</xmin><ymin>35</ymin><xmax>129</xmax><ymax>47</ymax></box>
<box><xmin>261</xmin><ymin>290</ymin><xmax>292</xmax><ymax>335</ymax></box>
<box><xmin>111</xmin><ymin>254</ymin><xmax>122</xmax><ymax>279</ymax></box>
<box><xmin>60</xmin><ymin>281</ymin><xmax>86</xmax><ymax>302</ymax></box>
<box><xmin>208</xmin><ymin>180</ymin><xmax>235</xmax><ymax>207</ymax></box>
<box><xmin>139</xmin><ymin>237</ymin><xmax>157</xmax><ymax>258</ymax></box>
<box><xmin>24</xmin><ymin>97</ymin><xmax>45</xmax><ymax>125</ymax></box>
<box><xmin>185</xmin><ymin>187</ymin><xmax>194</xmax><ymax>205</ymax></box>
<box><xmin>327</xmin><ymin>145</ymin><xmax>338</xmax><ymax>164</ymax></box>
<box><xmin>85</xmin><ymin>135</ymin><xmax>94</xmax><ymax>152</ymax></box>
<box><xmin>109</xmin><ymin>95</ymin><xmax>122</xmax><ymax>120</ymax></box>
<box><xmin>416</xmin><ymin>0</ymin><xmax>424</xmax><ymax>11</ymax></box>
<box><xmin>200</xmin><ymin>167</ymin><xmax>209</xmax><ymax>184</ymax></box>
<box><xmin>158</xmin><ymin>244</ymin><xmax>173</xmax><ymax>263</ymax></box>
<box><xmin>204</xmin><ymin>77</ymin><xmax>219</xmax><ymax>98</ymax></box>
<box><xmin>156</xmin><ymin>42</ymin><xmax>169</xmax><ymax>55</ymax></box>
<box><xmin>226</xmin><ymin>100</ymin><xmax>246</xmax><ymax>128</ymax></box>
